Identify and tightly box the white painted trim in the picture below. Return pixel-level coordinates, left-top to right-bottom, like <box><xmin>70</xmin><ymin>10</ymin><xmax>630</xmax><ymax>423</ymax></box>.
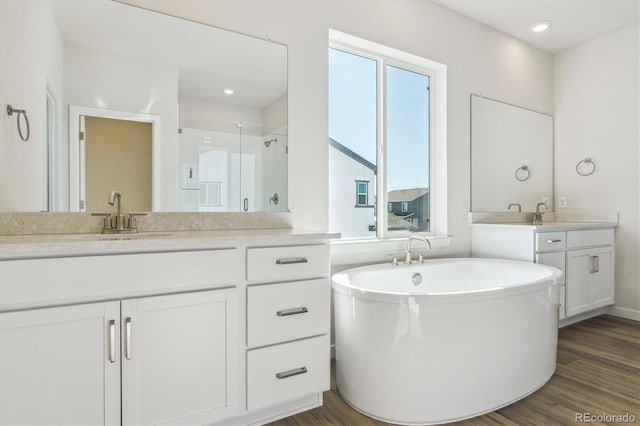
<box><xmin>68</xmin><ymin>106</ymin><xmax>161</xmax><ymax>211</ymax></box>
<box><xmin>329</xmin><ymin>29</ymin><xmax>448</xmax><ymax>240</ymax></box>
<box><xmin>606</xmin><ymin>306</ymin><xmax>640</xmax><ymax>321</ymax></box>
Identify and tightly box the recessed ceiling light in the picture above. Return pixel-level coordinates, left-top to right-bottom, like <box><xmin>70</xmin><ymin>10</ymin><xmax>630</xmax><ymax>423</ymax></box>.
<box><xmin>223</xmin><ymin>88</ymin><xmax>234</xmax><ymax>95</ymax></box>
<box><xmin>530</xmin><ymin>21</ymin><xmax>552</xmax><ymax>33</ymax></box>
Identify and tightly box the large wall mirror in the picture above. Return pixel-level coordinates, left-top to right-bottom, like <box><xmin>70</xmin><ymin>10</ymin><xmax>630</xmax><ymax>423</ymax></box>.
<box><xmin>471</xmin><ymin>95</ymin><xmax>553</xmax><ymax>213</ymax></box>
<box><xmin>0</xmin><ymin>0</ymin><xmax>288</xmax><ymax>213</ymax></box>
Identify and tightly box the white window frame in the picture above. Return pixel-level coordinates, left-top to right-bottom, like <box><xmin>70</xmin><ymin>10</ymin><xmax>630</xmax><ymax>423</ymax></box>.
<box><xmin>329</xmin><ymin>29</ymin><xmax>447</xmax><ymax>245</ymax></box>
<box><xmin>401</xmin><ymin>201</ymin><xmax>409</xmax><ymax>213</ymax></box>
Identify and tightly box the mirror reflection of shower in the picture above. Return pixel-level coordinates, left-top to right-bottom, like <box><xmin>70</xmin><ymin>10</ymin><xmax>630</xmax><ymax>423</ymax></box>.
<box><xmin>264</xmin><ymin>138</ymin><xmax>277</xmax><ymax>147</ymax></box>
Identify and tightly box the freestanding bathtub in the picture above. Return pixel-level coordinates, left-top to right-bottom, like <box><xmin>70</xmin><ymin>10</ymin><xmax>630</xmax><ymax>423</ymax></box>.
<box><xmin>332</xmin><ymin>257</ymin><xmax>562</xmax><ymax>425</ymax></box>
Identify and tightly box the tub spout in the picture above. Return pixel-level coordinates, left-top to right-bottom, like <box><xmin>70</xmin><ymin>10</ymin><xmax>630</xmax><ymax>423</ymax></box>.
<box><xmin>405</xmin><ymin>235</ymin><xmax>431</xmax><ymax>264</ymax></box>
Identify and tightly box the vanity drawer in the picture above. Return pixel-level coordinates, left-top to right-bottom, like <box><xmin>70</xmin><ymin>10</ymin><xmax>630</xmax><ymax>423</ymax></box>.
<box><xmin>536</xmin><ymin>251</ymin><xmax>565</xmax><ymax>284</ymax></box>
<box><xmin>0</xmin><ymin>249</ymin><xmax>239</xmax><ymax>311</ymax></box>
<box><xmin>246</xmin><ymin>245</ymin><xmax>330</xmax><ymax>283</ymax></box>
<box><xmin>247</xmin><ymin>279</ymin><xmax>329</xmax><ymax>348</ymax></box>
<box><xmin>536</xmin><ymin>232</ymin><xmax>566</xmax><ymax>252</ymax></box>
<box><xmin>246</xmin><ymin>335</ymin><xmax>329</xmax><ymax>411</ymax></box>
<box><xmin>566</xmin><ymin>229</ymin><xmax>614</xmax><ymax>248</ymax></box>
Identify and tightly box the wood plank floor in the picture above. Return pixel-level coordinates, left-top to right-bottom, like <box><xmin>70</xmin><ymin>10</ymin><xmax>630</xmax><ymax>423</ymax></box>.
<box><xmin>268</xmin><ymin>315</ymin><xmax>639</xmax><ymax>426</ymax></box>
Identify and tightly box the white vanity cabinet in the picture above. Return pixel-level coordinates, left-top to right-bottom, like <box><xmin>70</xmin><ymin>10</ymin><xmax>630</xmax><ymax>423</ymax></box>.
<box><xmin>565</xmin><ymin>231</ymin><xmax>614</xmax><ymax>317</ymax></box>
<box><xmin>245</xmin><ymin>244</ymin><xmax>331</xmax><ymax>413</ymax></box>
<box><xmin>0</xmin><ymin>301</ymin><xmax>121</xmax><ymax>426</ymax></box>
<box><xmin>0</xmin><ymin>249</ymin><xmax>240</xmax><ymax>426</ymax></box>
<box><xmin>121</xmin><ymin>289</ymin><xmax>237</xmax><ymax>426</ymax></box>
<box><xmin>471</xmin><ymin>224</ymin><xmax>616</xmax><ymax>322</ymax></box>
<box><xmin>0</xmin><ymin>232</ymin><xmax>335</xmax><ymax>426</ymax></box>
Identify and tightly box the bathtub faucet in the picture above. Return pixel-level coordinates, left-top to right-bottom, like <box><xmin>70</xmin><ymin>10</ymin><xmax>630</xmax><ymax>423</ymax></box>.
<box><xmin>405</xmin><ymin>235</ymin><xmax>431</xmax><ymax>264</ymax></box>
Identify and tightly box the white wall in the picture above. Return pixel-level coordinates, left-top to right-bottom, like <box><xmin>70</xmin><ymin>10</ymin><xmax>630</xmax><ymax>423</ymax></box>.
<box><xmin>123</xmin><ymin>0</ymin><xmax>553</xmax><ymax>262</ymax></box>
<box><xmin>329</xmin><ymin>147</ymin><xmax>376</xmax><ymax>238</ymax></box>
<box><xmin>64</xmin><ymin>44</ymin><xmax>179</xmax><ymax>211</ymax></box>
<box><xmin>554</xmin><ymin>25</ymin><xmax>640</xmax><ymax>314</ymax></box>
<box><xmin>0</xmin><ymin>1</ymin><xmax>63</xmax><ymax>211</ymax></box>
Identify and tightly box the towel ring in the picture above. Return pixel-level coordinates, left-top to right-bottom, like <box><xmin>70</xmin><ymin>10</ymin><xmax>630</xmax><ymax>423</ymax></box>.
<box><xmin>7</xmin><ymin>105</ymin><xmax>30</xmax><ymax>142</ymax></box>
<box><xmin>514</xmin><ymin>165</ymin><xmax>530</xmax><ymax>182</ymax></box>
<box><xmin>576</xmin><ymin>158</ymin><xmax>596</xmax><ymax>176</ymax></box>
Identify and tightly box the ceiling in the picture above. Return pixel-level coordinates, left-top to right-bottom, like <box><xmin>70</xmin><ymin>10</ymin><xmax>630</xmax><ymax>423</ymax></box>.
<box><xmin>432</xmin><ymin>0</ymin><xmax>639</xmax><ymax>53</ymax></box>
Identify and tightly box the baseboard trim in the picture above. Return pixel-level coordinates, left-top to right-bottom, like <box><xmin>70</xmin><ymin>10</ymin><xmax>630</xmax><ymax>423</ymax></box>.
<box><xmin>605</xmin><ymin>306</ymin><xmax>640</xmax><ymax>321</ymax></box>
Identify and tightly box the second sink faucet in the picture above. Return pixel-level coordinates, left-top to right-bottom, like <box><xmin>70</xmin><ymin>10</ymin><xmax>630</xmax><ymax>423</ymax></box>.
<box><xmin>405</xmin><ymin>235</ymin><xmax>432</xmax><ymax>264</ymax></box>
<box><xmin>531</xmin><ymin>202</ymin><xmax>548</xmax><ymax>225</ymax></box>
<box><xmin>508</xmin><ymin>203</ymin><xmax>522</xmax><ymax>212</ymax></box>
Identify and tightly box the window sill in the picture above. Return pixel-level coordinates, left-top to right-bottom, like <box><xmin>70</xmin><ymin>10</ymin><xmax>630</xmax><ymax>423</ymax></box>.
<box><xmin>330</xmin><ymin>234</ymin><xmax>453</xmax><ymax>266</ymax></box>
<box><xmin>353</xmin><ymin>205</ymin><xmax>375</xmax><ymax>209</ymax></box>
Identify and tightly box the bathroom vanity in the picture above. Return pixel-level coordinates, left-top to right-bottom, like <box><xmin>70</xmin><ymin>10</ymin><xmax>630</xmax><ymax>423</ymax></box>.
<box><xmin>471</xmin><ymin>222</ymin><xmax>616</xmax><ymax>322</ymax></box>
<box><xmin>0</xmin><ymin>229</ymin><xmax>335</xmax><ymax>426</ymax></box>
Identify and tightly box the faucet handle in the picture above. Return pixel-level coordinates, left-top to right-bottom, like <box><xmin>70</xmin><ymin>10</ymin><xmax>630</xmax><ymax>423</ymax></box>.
<box><xmin>91</xmin><ymin>212</ymin><xmax>113</xmax><ymax>232</ymax></box>
<box><xmin>125</xmin><ymin>213</ymin><xmax>147</xmax><ymax>232</ymax></box>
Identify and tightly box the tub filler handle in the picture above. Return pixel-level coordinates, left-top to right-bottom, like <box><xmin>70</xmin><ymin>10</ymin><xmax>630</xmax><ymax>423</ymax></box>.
<box><xmin>276</xmin><ymin>307</ymin><xmax>308</xmax><ymax>317</ymax></box>
<box><xmin>275</xmin><ymin>257</ymin><xmax>308</xmax><ymax>265</ymax></box>
<box><xmin>276</xmin><ymin>366</ymin><xmax>308</xmax><ymax>379</ymax></box>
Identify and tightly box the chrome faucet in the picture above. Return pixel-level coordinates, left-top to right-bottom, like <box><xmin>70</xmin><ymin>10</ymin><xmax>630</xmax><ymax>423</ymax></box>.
<box><xmin>508</xmin><ymin>203</ymin><xmax>522</xmax><ymax>212</ymax></box>
<box><xmin>531</xmin><ymin>202</ymin><xmax>548</xmax><ymax>225</ymax></box>
<box><xmin>404</xmin><ymin>235</ymin><xmax>431</xmax><ymax>264</ymax></box>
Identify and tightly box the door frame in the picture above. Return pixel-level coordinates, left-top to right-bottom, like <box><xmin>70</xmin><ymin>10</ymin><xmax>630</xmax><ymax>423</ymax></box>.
<box><xmin>69</xmin><ymin>105</ymin><xmax>160</xmax><ymax>211</ymax></box>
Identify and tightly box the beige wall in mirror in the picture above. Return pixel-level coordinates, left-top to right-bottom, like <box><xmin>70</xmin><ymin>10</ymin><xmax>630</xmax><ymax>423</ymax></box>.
<box><xmin>0</xmin><ymin>0</ymin><xmax>288</xmax><ymax>213</ymax></box>
<box><xmin>471</xmin><ymin>95</ymin><xmax>553</xmax><ymax>213</ymax></box>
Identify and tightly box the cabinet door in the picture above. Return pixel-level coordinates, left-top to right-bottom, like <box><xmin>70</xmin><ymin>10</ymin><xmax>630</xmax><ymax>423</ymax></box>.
<box><xmin>566</xmin><ymin>248</ymin><xmax>592</xmax><ymax>317</ymax></box>
<box><xmin>589</xmin><ymin>246</ymin><xmax>614</xmax><ymax>308</ymax></box>
<box><xmin>121</xmin><ymin>289</ymin><xmax>237</xmax><ymax>426</ymax></box>
<box><xmin>0</xmin><ymin>302</ymin><xmax>120</xmax><ymax>426</ymax></box>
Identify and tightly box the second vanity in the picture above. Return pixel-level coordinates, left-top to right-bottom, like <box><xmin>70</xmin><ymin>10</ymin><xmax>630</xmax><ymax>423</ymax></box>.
<box><xmin>471</xmin><ymin>221</ymin><xmax>617</xmax><ymax>322</ymax></box>
<box><xmin>0</xmin><ymin>229</ymin><xmax>336</xmax><ymax>426</ymax></box>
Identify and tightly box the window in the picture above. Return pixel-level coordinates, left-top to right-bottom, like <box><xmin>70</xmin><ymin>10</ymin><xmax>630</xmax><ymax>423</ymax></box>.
<box><xmin>199</xmin><ymin>181</ymin><xmax>222</xmax><ymax>206</ymax></box>
<box><xmin>329</xmin><ymin>31</ymin><xmax>446</xmax><ymax>240</ymax></box>
<box><xmin>356</xmin><ymin>181</ymin><xmax>369</xmax><ymax>206</ymax></box>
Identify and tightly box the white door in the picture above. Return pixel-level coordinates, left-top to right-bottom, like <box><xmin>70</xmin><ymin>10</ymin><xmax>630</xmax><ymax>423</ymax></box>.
<box><xmin>566</xmin><ymin>248</ymin><xmax>591</xmax><ymax>317</ymax></box>
<box><xmin>121</xmin><ymin>289</ymin><xmax>237</xmax><ymax>426</ymax></box>
<box><xmin>0</xmin><ymin>302</ymin><xmax>121</xmax><ymax>426</ymax></box>
<box><xmin>589</xmin><ymin>246</ymin><xmax>614</xmax><ymax>308</ymax></box>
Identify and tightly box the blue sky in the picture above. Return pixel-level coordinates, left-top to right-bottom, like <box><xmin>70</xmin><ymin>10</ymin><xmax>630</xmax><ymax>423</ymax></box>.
<box><xmin>328</xmin><ymin>48</ymin><xmax>429</xmax><ymax>191</ymax></box>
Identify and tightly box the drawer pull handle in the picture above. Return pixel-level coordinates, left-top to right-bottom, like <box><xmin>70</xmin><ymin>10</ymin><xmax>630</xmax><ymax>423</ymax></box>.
<box><xmin>546</xmin><ymin>239</ymin><xmax>562</xmax><ymax>243</ymax></box>
<box><xmin>276</xmin><ymin>257</ymin><xmax>308</xmax><ymax>265</ymax></box>
<box><xmin>277</xmin><ymin>307</ymin><xmax>309</xmax><ymax>317</ymax></box>
<box><xmin>124</xmin><ymin>317</ymin><xmax>132</xmax><ymax>360</ymax></box>
<box><xmin>276</xmin><ymin>366</ymin><xmax>308</xmax><ymax>379</ymax></box>
<box><xmin>108</xmin><ymin>320</ymin><xmax>116</xmax><ymax>363</ymax></box>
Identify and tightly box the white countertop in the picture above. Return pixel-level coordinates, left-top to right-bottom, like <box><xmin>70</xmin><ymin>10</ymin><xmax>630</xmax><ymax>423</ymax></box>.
<box><xmin>0</xmin><ymin>228</ymin><xmax>340</xmax><ymax>260</ymax></box>
<box><xmin>469</xmin><ymin>222</ymin><xmax>617</xmax><ymax>231</ymax></box>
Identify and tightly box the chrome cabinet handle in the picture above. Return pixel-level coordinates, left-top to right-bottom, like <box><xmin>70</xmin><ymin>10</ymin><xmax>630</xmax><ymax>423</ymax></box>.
<box><xmin>275</xmin><ymin>257</ymin><xmax>308</xmax><ymax>265</ymax></box>
<box><xmin>275</xmin><ymin>366</ymin><xmax>308</xmax><ymax>379</ymax></box>
<box><xmin>546</xmin><ymin>239</ymin><xmax>562</xmax><ymax>243</ymax></box>
<box><xmin>124</xmin><ymin>317</ymin><xmax>132</xmax><ymax>360</ymax></box>
<box><xmin>276</xmin><ymin>307</ymin><xmax>308</xmax><ymax>317</ymax></box>
<box><xmin>108</xmin><ymin>320</ymin><xmax>116</xmax><ymax>363</ymax></box>
<box><xmin>589</xmin><ymin>255</ymin><xmax>600</xmax><ymax>273</ymax></box>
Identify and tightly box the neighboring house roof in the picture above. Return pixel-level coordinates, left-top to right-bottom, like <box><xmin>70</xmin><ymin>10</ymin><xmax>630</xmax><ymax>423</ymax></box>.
<box><xmin>387</xmin><ymin>213</ymin><xmax>418</xmax><ymax>231</ymax></box>
<box><xmin>329</xmin><ymin>138</ymin><xmax>377</xmax><ymax>173</ymax></box>
<box><xmin>387</xmin><ymin>187</ymin><xmax>429</xmax><ymax>202</ymax></box>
